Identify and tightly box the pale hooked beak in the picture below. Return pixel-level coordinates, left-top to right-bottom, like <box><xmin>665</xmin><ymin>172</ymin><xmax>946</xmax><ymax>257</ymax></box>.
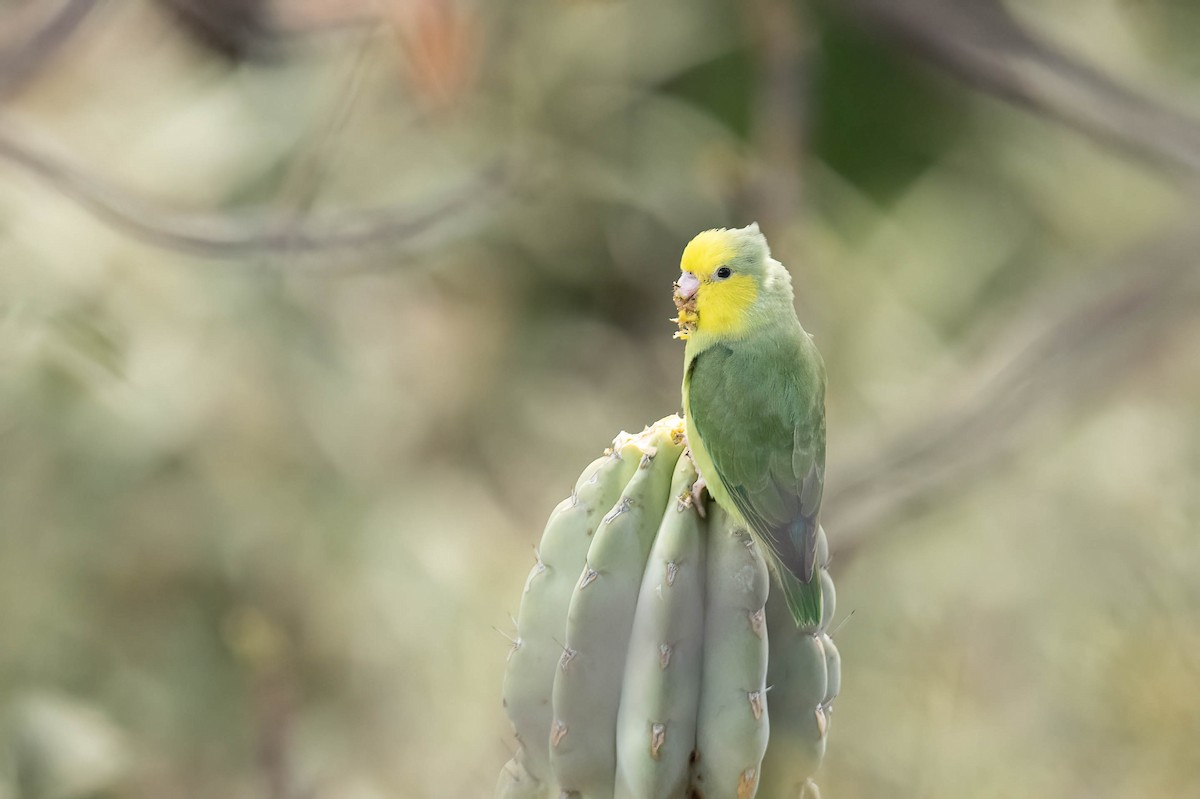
<box><xmin>676</xmin><ymin>271</ymin><xmax>700</xmax><ymax>300</ymax></box>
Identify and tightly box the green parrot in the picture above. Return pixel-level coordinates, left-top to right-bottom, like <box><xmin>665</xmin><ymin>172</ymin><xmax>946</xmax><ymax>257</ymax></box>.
<box><xmin>673</xmin><ymin>223</ymin><xmax>827</xmax><ymax>628</ymax></box>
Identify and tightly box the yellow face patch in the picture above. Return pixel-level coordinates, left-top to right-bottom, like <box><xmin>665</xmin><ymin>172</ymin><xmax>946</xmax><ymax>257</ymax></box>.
<box><xmin>679</xmin><ymin>229</ymin><xmax>758</xmax><ymax>337</ymax></box>
<box><xmin>695</xmin><ymin>273</ymin><xmax>757</xmax><ymax>336</ymax></box>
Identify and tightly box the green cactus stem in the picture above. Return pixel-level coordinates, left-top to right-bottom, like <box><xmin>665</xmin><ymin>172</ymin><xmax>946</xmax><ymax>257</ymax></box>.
<box><xmin>498</xmin><ymin>416</ymin><xmax>840</xmax><ymax>799</ymax></box>
<box><xmin>759</xmin><ymin>525</ymin><xmax>837</xmax><ymax>799</ymax></box>
<box><xmin>687</xmin><ymin>507</ymin><xmax>771</xmax><ymax>799</ymax></box>
<box><xmin>501</xmin><ymin>433</ymin><xmax>647</xmax><ymax>791</ymax></box>
<box><xmin>614</xmin><ymin>452</ymin><xmax>707</xmax><ymax>799</ymax></box>
<box><xmin>550</xmin><ymin>419</ymin><xmax>686</xmax><ymax>796</ymax></box>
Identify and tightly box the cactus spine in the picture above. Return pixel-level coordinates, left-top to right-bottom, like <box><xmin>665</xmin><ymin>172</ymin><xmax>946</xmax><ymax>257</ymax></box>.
<box><xmin>498</xmin><ymin>417</ymin><xmax>840</xmax><ymax>799</ymax></box>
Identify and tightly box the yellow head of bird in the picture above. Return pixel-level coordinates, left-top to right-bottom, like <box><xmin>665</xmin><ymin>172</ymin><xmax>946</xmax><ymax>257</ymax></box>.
<box><xmin>672</xmin><ymin>223</ymin><xmax>772</xmax><ymax>340</ymax></box>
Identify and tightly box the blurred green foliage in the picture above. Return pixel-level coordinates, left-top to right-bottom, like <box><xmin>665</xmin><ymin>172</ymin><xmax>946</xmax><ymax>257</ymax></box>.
<box><xmin>0</xmin><ymin>1</ymin><xmax>1198</xmax><ymax>797</ymax></box>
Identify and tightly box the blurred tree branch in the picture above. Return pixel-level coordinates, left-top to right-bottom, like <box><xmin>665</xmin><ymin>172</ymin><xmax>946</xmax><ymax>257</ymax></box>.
<box><xmin>742</xmin><ymin>0</ymin><xmax>810</xmax><ymax>231</ymax></box>
<box><xmin>0</xmin><ymin>119</ymin><xmax>505</xmax><ymax>258</ymax></box>
<box><xmin>157</xmin><ymin>0</ymin><xmax>390</xmax><ymax>60</ymax></box>
<box><xmin>826</xmin><ymin>224</ymin><xmax>1200</xmax><ymax>563</ymax></box>
<box><xmin>0</xmin><ymin>0</ymin><xmax>98</xmax><ymax>98</ymax></box>
<box><xmin>836</xmin><ymin>0</ymin><xmax>1200</xmax><ymax>187</ymax></box>
<box><xmin>814</xmin><ymin>0</ymin><xmax>1200</xmax><ymax>564</ymax></box>
<box><xmin>158</xmin><ymin>0</ymin><xmax>278</xmax><ymax>61</ymax></box>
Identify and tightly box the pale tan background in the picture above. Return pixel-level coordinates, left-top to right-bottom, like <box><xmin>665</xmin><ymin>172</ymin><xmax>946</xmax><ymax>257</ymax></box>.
<box><xmin>1</xmin><ymin>1</ymin><xmax>1198</xmax><ymax>797</ymax></box>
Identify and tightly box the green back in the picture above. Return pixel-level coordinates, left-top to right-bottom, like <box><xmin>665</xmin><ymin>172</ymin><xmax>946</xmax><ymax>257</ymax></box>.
<box><xmin>686</xmin><ymin>327</ymin><xmax>826</xmax><ymax>589</ymax></box>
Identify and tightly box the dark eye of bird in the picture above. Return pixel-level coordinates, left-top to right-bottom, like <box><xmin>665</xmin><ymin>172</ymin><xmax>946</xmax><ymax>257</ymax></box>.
<box><xmin>716</xmin><ymin>266</ymin><xmax>732</xmax><ymax>279</ymax></box>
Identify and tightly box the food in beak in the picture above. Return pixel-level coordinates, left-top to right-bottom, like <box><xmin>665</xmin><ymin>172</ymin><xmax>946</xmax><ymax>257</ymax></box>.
<box><xmin>672</xmin><ymin>272</ymin><xmax>699</xmax><ymax>339</ymax></box>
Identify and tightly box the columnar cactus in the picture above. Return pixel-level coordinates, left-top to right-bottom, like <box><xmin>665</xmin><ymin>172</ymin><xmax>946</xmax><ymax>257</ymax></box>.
<box><xmin>498</xmin><ymin>416</ymin><xmax>839</xmax><ymax>799</ymax></box>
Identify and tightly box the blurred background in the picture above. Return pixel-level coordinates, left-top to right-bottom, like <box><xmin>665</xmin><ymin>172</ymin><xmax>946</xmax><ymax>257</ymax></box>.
<box><xmin>1</xmin><ymin>0</ymin><xmax>1199</xmax><ymax>796</ymax></box>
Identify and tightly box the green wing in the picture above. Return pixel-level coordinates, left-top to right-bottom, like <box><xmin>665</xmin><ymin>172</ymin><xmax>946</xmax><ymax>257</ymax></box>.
<box><xmin>688</xmin><ymin>338</ymin><xmax>826</xmax><ymax>621</ymax></box>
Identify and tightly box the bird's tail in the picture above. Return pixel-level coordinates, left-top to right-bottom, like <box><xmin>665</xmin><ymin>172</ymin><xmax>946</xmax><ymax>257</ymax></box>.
<box><xmin>779</xmin><ymin>566</ymin><xmax>823</xmax><ymax>629</ymax></box>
